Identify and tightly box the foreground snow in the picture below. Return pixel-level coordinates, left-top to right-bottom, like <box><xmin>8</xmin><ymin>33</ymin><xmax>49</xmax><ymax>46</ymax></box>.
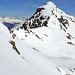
<box><xmin>0</xmin><ymin>22</ymin><xmax>62</xmax><ymax>75</ymax></box>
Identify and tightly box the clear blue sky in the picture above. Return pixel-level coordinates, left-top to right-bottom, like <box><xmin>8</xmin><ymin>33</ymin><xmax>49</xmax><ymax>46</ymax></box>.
<box><xmin>0</xmin><ymin>0</ymin><xmax>75</xmax><ymax>17</ymax></box>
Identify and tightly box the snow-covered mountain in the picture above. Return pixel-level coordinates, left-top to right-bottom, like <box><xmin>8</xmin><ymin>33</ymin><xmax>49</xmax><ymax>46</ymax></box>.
<box><xmin>0</xmin><ymin>16</ymin><xmax>28</xmax><ymax>29</ymax></box>
<box><xmin>13</xmin><ymin>1</ymin><xmax>75</xmax><ymax>57</ymax></box>
<box><xmin>12</xmin><ymin>1</ymin><xmax>75</xmax><ymax>75</ymax></box>
<box><xmin>1</xmin><ymin>1</ymin><xmax>75</xmax><ymax>75</ymax></box>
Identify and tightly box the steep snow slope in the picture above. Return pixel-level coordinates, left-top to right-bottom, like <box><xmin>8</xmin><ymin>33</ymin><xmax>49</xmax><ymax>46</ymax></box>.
<box><xmin>12</xmin><ymin>1</ymin><xmax>75</xmax><ymax>75</ymax></box>
<box><xmin>0</xmin><ymin>22</ymin><xmax>63</xmax><ymax>75</ymax></box>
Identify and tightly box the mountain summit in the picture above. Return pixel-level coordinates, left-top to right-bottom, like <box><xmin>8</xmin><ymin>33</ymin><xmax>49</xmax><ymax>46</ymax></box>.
<box><xmin>22</xmin><ymin>1</ymin><xmax>75</xmax><ymax>30</ymax></box>
<box><xmin>13</xmin><ymin>1</ymin><xmax>75</xmax><ymax>57</ymax></box>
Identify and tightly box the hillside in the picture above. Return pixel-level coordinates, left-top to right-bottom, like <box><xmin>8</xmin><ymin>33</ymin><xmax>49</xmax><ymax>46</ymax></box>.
<box><xmin>0</xmin><ymin>21</ymin><xmax>62</xmax><ymax>75</ymax></box>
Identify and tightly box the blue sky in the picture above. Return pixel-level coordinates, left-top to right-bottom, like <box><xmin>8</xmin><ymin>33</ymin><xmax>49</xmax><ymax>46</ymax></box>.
<box><xmin>0</xmin><ymin>0</ymin><xmax>75</xmax><ymax>17</ymax></box>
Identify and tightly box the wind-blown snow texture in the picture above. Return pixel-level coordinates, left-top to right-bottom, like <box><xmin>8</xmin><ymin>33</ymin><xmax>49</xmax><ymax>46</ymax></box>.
<box><xmin>0</xmin><ymin>1</ymin><xmax>75</xmax><ymax>75</ymax></box>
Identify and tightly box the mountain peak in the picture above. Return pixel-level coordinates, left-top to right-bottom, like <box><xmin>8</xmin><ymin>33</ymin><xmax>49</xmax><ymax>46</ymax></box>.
<box><xmin>20</xmin><ymin>1</ymin><xmax>75</xmax><ymax>30</ymax></box>
<box><xmin>40</xmin><ymin>1</ymin><xmax>57</xmax><ymax>11</ymax></box>
<box><xmin>45</xmin><ymin>1</ymin><xmax>55</xmax><ymax>6</ymax></box>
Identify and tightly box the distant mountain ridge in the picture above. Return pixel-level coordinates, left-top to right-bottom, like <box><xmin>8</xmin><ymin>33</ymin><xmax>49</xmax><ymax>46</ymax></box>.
<box><xmin>0</xmin><ymin>16</ymin><xmax>28</xmax><ymax>29</ymax></box>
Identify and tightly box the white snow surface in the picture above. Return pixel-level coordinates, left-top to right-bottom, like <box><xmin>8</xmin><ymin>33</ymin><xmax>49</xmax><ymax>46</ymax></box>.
<box><xmin>13</xmin><ymin>1</ymin><xmax>75</xmax><ymax>75</ymax></box>
<box><xmin>0</xmin><ymin>22</ymin><xmax>62</xmax><ymax>75</ymax></box>
<box><xmin>1</xmin><ymin>1</ymin><xmax>75</xmax><ymax>75</ymax></box>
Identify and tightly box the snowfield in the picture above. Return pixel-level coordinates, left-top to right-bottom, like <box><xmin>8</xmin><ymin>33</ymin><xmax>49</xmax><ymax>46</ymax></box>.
<box><xmin>0</xmin><ymin>22</ymin><xmax>62</xmax><ymax>75</ymax></box>
<box><xmin>0</xmin><ymin>1</ymin><xmax>75</xmax><ymax>75</ymax></box>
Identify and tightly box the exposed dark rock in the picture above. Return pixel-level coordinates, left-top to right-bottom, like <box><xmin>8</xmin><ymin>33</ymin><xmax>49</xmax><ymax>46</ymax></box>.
<box><xmin>35</xmin><ymin>34</ymin><xmax>43</xmax><ymax>41</ymax></box>
<box><xmin>17</xmin><ymin>28</ymin><xmax>19</xmax><ymax>30</ymax></box>
<box><xmin>60</xmin><ymin>24</ymin><xmax>63</xmax><ymax>30</ymax></box>
<box><xmin>56</xmin><ymin>6</ymin><xmax>58</xmax><ymax>8</ymax></box>
<box><xmin>52</xmin><ymin>9</ymin><xmax>54</xmax><ymax>15</ymax></box>
<box><xmin>55</xmin><ymin>15</ymin><xmax>57</xmax><ymax>17</ymax></box>
<box><xmin>9</xmin><ymin>40</ymin><xmax>20</xmax><ymax>55</ymax></box>
<box><xmin>33</xmin><ymin>47</ymin><xmax>39</xmax><ymax>52</ymax></box>
<box><xmin>30</xmin><ymin>23</ymin><xmax>38</xmax><ymax>29</ymax></box>
<box><xmin>25</xmin><ymin>34</ymin><xmax>27</xmax><ymax>37</ymax></box>
<box><xmin>68</xmin><ymin>69</ymin><xmax>74</xmax><ymax>73</ymax></box>
<box><xmin>56</xmin><ymin>66</ymin><xmax>61</xmax><ymax>73</ymax></box>
<box><xmin>29</xmin><ymin>21</ymin><xmax>32</xmax><ymax>27</ymax></box>
<box><xmin>37</xmin><ymin>19</ymin><xmax>42</xmax><ymax>25</ymax></box>
<box><xmin>67</xmin><ymin>42</ymin><xmax>75</xmax><ymax>46</ymax></box>
<box><xmin>21</xmin><ymin>56</ymin><xmax>25</xmax><ymax>60</ymax></box>
<box><xmin>67</xmin><ymin>33</ymin><xmax>74</xmax><ymax>39</ymax></box>
<box><xmin>35</xmin><ymin>13</ymin><xmax>41</xmax><ymax>18</ymax></box>
<box><xmin>47</xmin><ymin>16</ymin><xmax>50</xmax><ymax>20</ymax></box>
<box><xmin>43</xmin><ymin>21</ymin><xmax>48</xmax><ymax>27</ymax></box>
<box><xmin>52</xmin><ymin>11</ymin><xmax>54</xmax><ymax>15</ymax></box>
<box><xmin>29</xmin><ymin>7</ymin><xmax>44</xmax><ymax>20</ymax></box>
<box><xmin>33</xmin><ymin>19</ymin><xmax>37</xmax><ymax>23</ymax></box>
<box><xmin>63</xmin><ymin>28</ymin><xmax>66</xmax><ymax>32</ymax></box>
<box><xmin>35</xmin><ymin>7</ymin><xmax>45</xmax><ymax>14</ymax></box>
<box><xmin>20</xmin><ymin>26</ymin><xmax>23</xmax><ymax>29</ymax></box>
<box><xmin>58</xmin><ymin>16</ymin><xmax>69</xmax><ymax>29</ymax></box>
<box><xmin>74</xmin><ymin>68</ymin><xmax>75</xmax><ymax>70</ymax></box>
<box><xmin>40</xmin><ymin>16</ymin><xmax>45</xmax><ymax>20</ymax></box>
<box><xmin>66</xmin><ymin>36</ymin><xmax>71</xmax><ymax>40</ymax></box>
<box><xmin>44</xmin><ymin>34</ymin><xmax>48</xmax><ymax>37</ymax></box>
<box><xmin>66</xmin><ymin>33</ymin><xmax>74</xmax><ymax>40</ymax></box>
<box><xmin>23</xmin><ymin>20</ymin><xmax>28</xmax><ymax>30</ymax></box>
<box><xmin>12</xmin><ymin>33</ymin><xmax>16</xmax><ymax>39</ymax></box>
<box><xmin>29</xmin><ymin>15</ymin><xmax>34</xmax><ymax>20</ymax></box>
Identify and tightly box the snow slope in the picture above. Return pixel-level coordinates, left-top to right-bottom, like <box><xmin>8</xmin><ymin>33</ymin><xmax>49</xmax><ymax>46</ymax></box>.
<box><xmin>0</xmin><ymin>22</ymin><xmax>63</xmax><ymax>75</ymax></box>
<box><xmin>12</xmin><ymin>1</ymin><xmax>75</xmax><ymax>75</ymax></box>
